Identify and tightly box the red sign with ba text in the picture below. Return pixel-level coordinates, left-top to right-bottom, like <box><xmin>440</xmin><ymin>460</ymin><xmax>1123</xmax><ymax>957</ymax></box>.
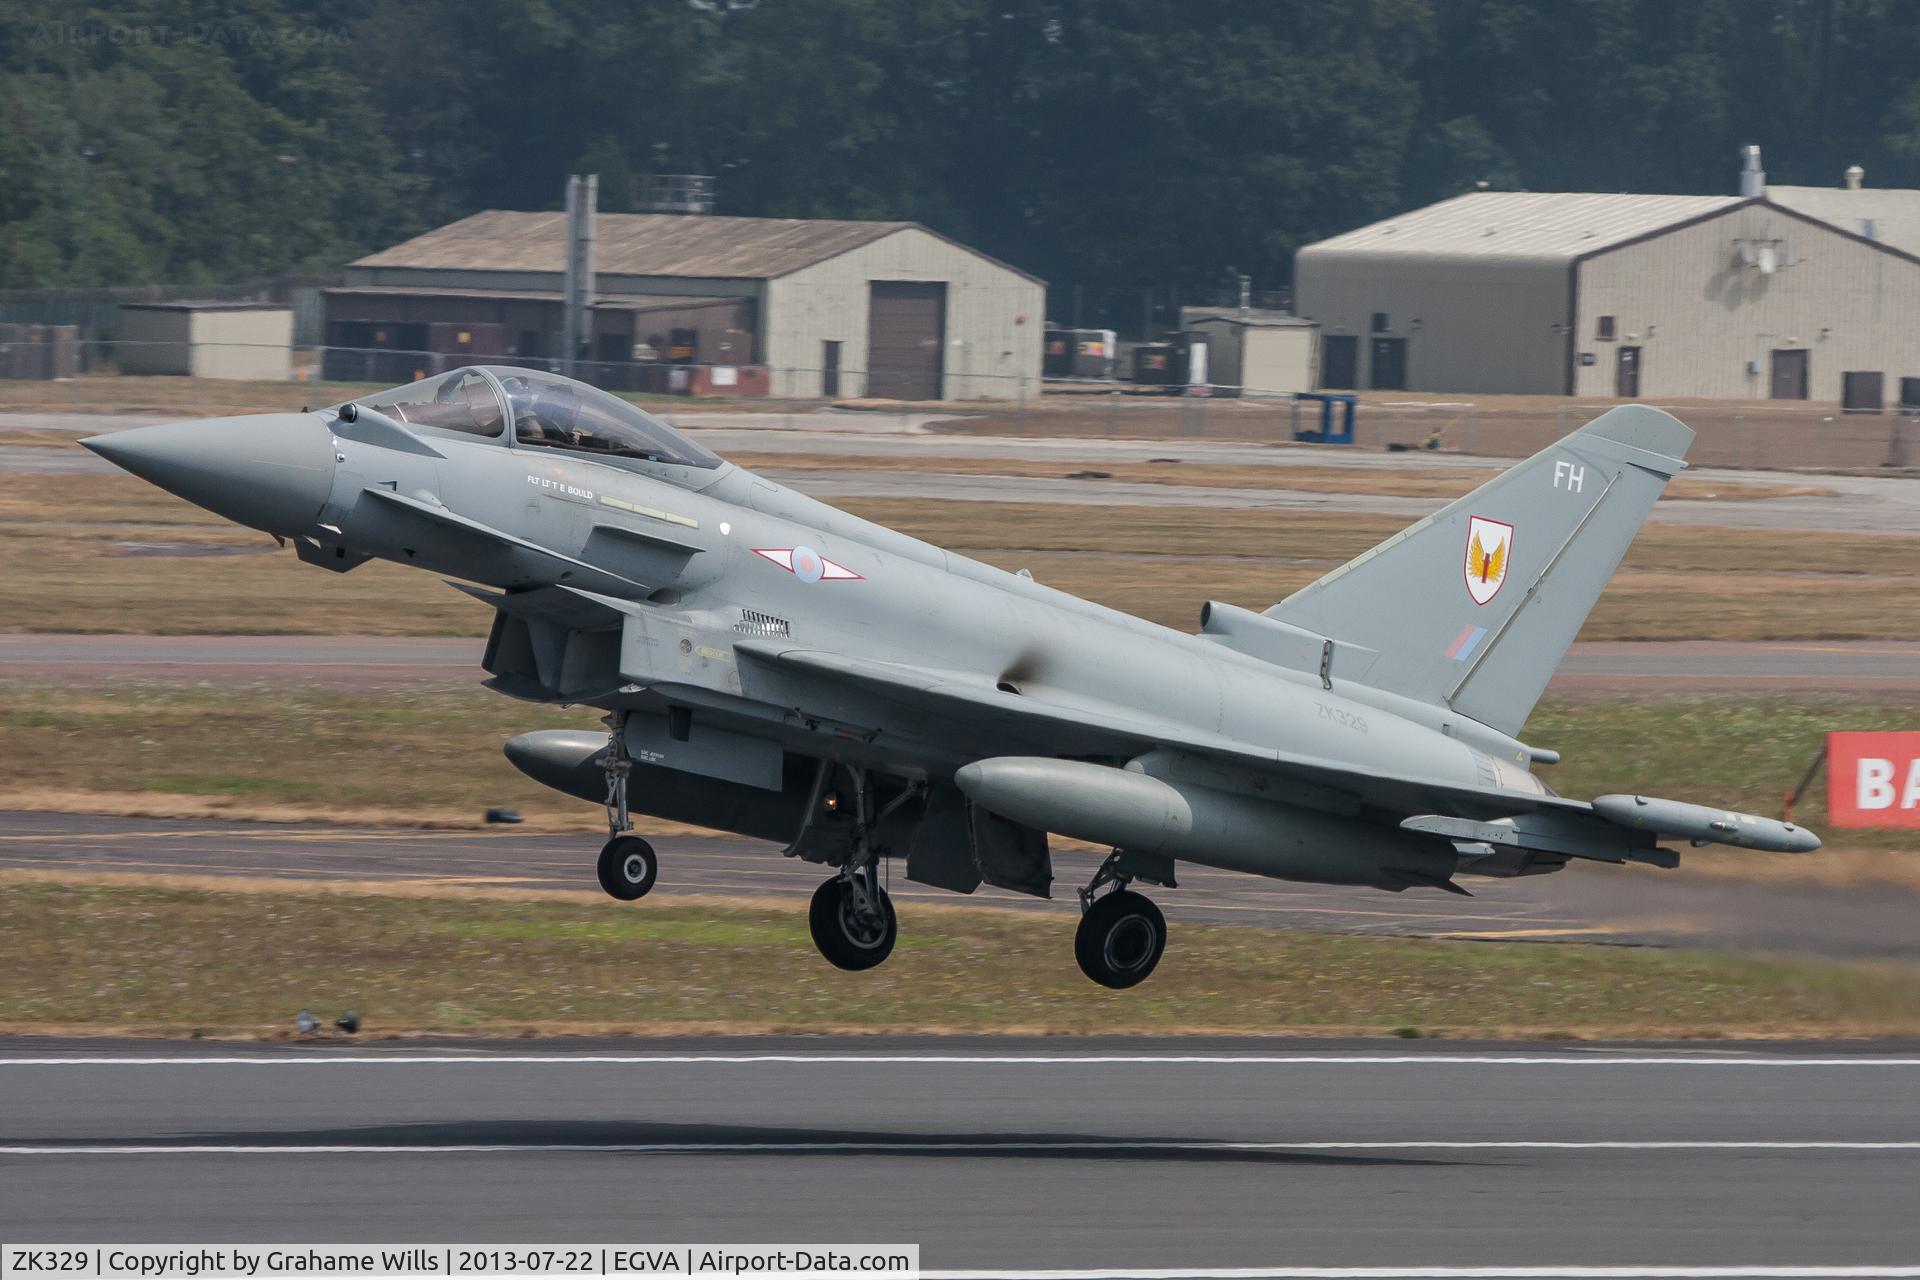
<box><xmin>1826</xmin><ymin>731</ymin><xmax>1920</xmax><ymax>828</ymax></box>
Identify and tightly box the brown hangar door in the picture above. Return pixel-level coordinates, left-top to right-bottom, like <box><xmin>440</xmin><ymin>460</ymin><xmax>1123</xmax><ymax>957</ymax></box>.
<box><xmin>1615</xmin><ymin>346</ymin><xmax>1641</xmax><ymax>397</ymax></box>
<box><xmin>1771</xmin><ymin>348</ymin><xmax>1810</xmax><ymax>400</ymax></box>
<box><xmin>866</xmin><ymin>281</ymin><xmax>946</xmax><ymax>400</ymax></box>
<box><xmin>1368</xmin><ymin>337</ymin><xmax>1407</xmax><ymax>391</ymax></box>
<box><xmin>1319</xmin><ymin>335</ymin><xmax>1358</xmax><ymax>389</ymax></box>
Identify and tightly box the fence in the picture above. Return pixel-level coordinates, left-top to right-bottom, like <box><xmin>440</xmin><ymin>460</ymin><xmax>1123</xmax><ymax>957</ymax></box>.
<box><xmin>6</xmin><ymin>337</ymin><xmax>1917</xmax><ymax>473</ymax></box>
<box><xmin>0</xmin><ymin>276</ymin><xmax>335</xmax><ymax>347</ymax></box>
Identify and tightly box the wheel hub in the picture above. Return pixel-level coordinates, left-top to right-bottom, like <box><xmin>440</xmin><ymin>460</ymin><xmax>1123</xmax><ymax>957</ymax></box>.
<box><xmin>838</xmin><ymin>895</ymin><xmax>889</xmax><ymax>949</ymax></box>
<box><xmin>1103</xmin><ymin>916</ymin><xmax>1155</xmax><ymax>972</ymax></box>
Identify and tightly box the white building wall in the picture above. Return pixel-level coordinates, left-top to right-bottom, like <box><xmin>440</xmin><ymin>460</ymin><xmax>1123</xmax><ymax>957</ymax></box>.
<box><xmin>765</xmin><ymin>228</ymin><xmax>1045</xmax><ymax>399</ymax></box>
<box><xmin>1293</xmin><ymin>252</ymin><xmax>1571</xmax><ymax>394</ymax></box>
<box><xmin>1183</xmin><ymin>320</ymin><xmax>1319</xmax><ymax>394</ymax></box>
<box><xmin>188</xmin><ymin>309</ymin><xmax>294</xmax><ymax>381</ymax></box>
<box><xmin>1241</xmin><ymin>326</ymin><xmax>1318</xmax><ymax>394</ymax></box>
<box><xmin>1573</xmin><ymin>204</ymin><xmax>1920</xmax><ymax>402</ymax></box>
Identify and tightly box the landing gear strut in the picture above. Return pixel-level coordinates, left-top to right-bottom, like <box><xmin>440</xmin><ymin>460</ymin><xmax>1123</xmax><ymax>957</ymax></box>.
<box><xmin>807</xmin><ymin>766</ymin><xmax>899</xmax><ymax>970</ymax></box>
<box><xmin>1074</xmin><ymin>851</ymin><xmax>1167</xmax><ymax>989</ymax></box>
<box><xmin>596</xmin><ymin>710</ymin><xmax>658</xmax><ymax>901</ymax></box>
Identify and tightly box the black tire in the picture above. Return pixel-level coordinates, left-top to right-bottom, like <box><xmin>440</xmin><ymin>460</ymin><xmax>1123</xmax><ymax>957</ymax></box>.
<box><xmin>597</xmin><ymin>835</ymin><xmax>657</xmax><ymax>900</ymax></box>
<box><xmin>1074</xmin><ymin>890</ymin><xmax>1166</xmax><ymax>989</ymax></box>
<box><xmin>808</xmin><ymin>875</ymin><xmax>897</xmax><ymax>971</ymax></box>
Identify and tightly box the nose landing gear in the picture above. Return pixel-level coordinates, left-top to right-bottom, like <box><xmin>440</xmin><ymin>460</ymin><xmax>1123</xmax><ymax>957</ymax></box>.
<box><xmin>1074</xmin><ymin>851</ymin><xmax>1169</xmax><ymax>989</ymax></box>
<box><xmin>598</xmin><ymin>834</ymin><xmax>658</xmax><ymax>900</ymax></box>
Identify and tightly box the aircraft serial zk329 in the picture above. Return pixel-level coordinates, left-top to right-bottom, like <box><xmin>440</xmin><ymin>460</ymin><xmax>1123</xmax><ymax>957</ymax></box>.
<box><xmin>83</xmin><ymin>366</ymin><xmax>1818</xmax><ymax>987</ymax></box>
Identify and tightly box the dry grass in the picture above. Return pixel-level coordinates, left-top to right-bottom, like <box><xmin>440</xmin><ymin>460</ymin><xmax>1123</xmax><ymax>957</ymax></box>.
<box><xmin>0</xmin><ymin>428</ymin><xmax>110</xmax><ymax>447</ymax></box>
<box><xmin>17</xmin><ymin>427</ymin><xmax>1825</xmax><ymax>499</ymax></box>
<box><xmin>5</xmin><ymin>874</ymin><xmax>1917</xmax><ymax>1038</ymax></box>
<box><xmin>7</xmin><ymin>477</ymin><xmax>1919</xmax><ymax>640</ymax></box>
<box><xmin>919</xmin><ymin>391</ymin><xmax>1903</xmax><ymax>471</ymax></box>
<box><xmin>4</xmin><ymin>683</ymin><xmax>1915</xmax><ymax>872</ymax></box>
<box><xmin>0</xmin><ymin>789</ymin><xmax>702</xmax><ymax>834</ymax></box>
<box><xmin>0</xmin><ymin>374</ymin><xmax>387</xmax><ymax>416</ymax></box>
<box><xmin>3</xmin><ymin>541</ymin><xmax>484</xmax><ymax>635</ymax></box>
<box><xmin>849</xmin><ymin>498</ymin><xmax>1920</xmax><ymax>574</ymax></box>
<box><xmin>987</xmin><ymin>552</ymin><xmax>1920</xmax><ymax>641</ymax></box>
<box><xmin>730</xmin><ymin>451</ymin><xmax>1829</xmax><ymax>502</ymax></box>
<box><xmin>4</xmin><ymin>376</ymin><xmax>1895</xmax><ymax>470</ymax></box>
<box><xmin>0</xmin><ymin>683</ymin><xmax>594</xmax><ymax>824</ymax></box>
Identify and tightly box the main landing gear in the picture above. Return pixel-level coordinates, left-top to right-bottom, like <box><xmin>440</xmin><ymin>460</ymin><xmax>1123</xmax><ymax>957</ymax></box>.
<box><xmin>1074</xmin><ymin>852</ymin><xmax>1168</xmax><ymax>989</ymax></box>
<box><xmin>809</xmin><ymin>868</ymin><xmax>897</xmax><ymax>971</ymax></box>
<box><xmin>806</xmin><ymin>765</ymin><xmax>903</xmax><ymax>971</ymax></box>
<box><xmin>595</xmin><ymin>711</ymin><xmax>658</xmax><ymax>901</ymax></box>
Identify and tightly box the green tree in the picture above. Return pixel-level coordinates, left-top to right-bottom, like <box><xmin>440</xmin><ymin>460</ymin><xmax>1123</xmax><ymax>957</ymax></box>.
<box><xmin>0</xmin><ymin>0</ymin><xmax>418</xmax><ymax>286</ymax></box>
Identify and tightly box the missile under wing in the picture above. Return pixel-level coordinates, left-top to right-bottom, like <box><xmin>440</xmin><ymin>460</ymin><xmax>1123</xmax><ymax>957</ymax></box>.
<box><xmin>82</xmin><ymin>368</ymin><xmax>1819</xmax><ymax>989</ymax></box>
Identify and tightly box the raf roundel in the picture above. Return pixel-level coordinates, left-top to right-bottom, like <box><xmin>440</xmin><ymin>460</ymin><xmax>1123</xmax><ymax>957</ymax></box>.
<box><xmin>752</xmin><ymin>546</ymin><xmax>864</xmax><ymax>582</ymax></box>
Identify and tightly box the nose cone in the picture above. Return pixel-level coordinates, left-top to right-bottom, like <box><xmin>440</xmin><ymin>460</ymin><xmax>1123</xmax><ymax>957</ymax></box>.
<box><xmin>82</xmin><ymin>414</ymin><xmax>335</xmax><ymax>535</ymax></box>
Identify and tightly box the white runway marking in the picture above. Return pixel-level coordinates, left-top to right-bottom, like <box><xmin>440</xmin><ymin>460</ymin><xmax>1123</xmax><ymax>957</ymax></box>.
<box><xmin>2</xmin><ymin>1054</ymin><xmax>1919</xmax><ymax>1067</ymax></box>
<box><xmin>4</xmin><ymin>1140</ymin><xmax>1918</xmax><ymax>1155</ymax></box>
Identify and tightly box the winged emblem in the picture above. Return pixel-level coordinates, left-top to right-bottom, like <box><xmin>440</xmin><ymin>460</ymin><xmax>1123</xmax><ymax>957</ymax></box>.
<box><xmin>1463</xmin><ymin>516</ymin><xmax>1513</xmax><ymax>605</ymax></box>
<box><xmin>1469</xmin><ymin>530</ymin><xmax>1505</xmax><ymax>584</ymax></box>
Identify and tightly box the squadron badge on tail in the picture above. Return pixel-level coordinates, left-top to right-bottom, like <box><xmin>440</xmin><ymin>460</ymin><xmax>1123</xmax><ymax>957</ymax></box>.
<box><xmin>1463</xmin><ymin>515</ymin><xmax>1513</xmax><ymax>605</ymax></box>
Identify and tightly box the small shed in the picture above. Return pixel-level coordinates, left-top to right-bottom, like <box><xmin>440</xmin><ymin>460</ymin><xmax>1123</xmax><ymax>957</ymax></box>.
<box><xmin>117</xmin><ymin>303</ymin><xmax>294</xmax><ymax>381</ymax></box>
<box><xmin>1185</xmin><ymin>314</ymin><xmax>1319</xmax><ymax>395</ymax></box>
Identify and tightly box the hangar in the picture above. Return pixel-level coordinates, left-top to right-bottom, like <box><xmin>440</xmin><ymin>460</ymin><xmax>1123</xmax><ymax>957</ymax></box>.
<box><xmin>1293</xmin><ymin>187</ymin><xmax>1920</xmax><ymax>406</ymax></box>
<box><xmin>326</xmin><ymin>212</ymin><xmax>1045</xmax><ymax>400</ymax></box>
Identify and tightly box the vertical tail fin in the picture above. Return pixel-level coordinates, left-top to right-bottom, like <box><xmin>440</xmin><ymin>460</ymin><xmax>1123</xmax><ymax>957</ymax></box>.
<box><xmin>1264</xmin><ymin>405</ymin><xmax>1692</xmax><ymax>735</ymax></box>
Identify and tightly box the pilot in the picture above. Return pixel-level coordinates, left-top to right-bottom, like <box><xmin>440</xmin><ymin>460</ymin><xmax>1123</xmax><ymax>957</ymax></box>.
<box><xmin>501</xmin><ymin>374</ymin><xmax>566</xmax><ymax>445</ymax></box>
<box><xmin>537</xmin><ymin>383</ymin><xmax>583</xmax><ymax>441</ymax></box>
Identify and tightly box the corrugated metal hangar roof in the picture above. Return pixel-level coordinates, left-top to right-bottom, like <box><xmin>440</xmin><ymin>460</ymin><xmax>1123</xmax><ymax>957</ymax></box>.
<box><xmin>1767</xmin><ymin>185</ymin><xmax>1920</xmax><ymax>258</ymax></box>
<box><xmin>325</xmin><ymin>284</ymin><xmax>741</xmax><ymax>311</ymax></box>
<box><xmin>352</xmin><ymin>211</ymin><xmax>914</xmax><ymax>279</ymax></box>
<box><xmin>1302</xmin><ymin>191</ymin><xmax>1746</xmax><ymax>264</ymax></box>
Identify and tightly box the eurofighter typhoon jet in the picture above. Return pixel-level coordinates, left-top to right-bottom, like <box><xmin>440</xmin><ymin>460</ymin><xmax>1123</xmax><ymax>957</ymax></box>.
<box><xmin>83</xmin><ymin>367</ymin><xmax>1818</xmax><ymax>987</ymax></box>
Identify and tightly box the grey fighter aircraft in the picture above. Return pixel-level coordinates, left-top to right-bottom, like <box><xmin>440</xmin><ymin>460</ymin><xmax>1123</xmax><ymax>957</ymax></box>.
<box><xmin>83</xmin><ymin>367</ymin><xmax>1818</xmax><ymax>987</ymax></box>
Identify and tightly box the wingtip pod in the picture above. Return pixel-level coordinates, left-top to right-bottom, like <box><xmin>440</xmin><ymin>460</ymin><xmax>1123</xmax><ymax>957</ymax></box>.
<box><xmin>1589</xmin><ymin>793</ymin><xmax>1820</xmax><ymax>853</ymax></box>
<box><xmin>1573</xmin><ymin>403</ymin><xmax>1696</xmax><ymax>467</ymax></box>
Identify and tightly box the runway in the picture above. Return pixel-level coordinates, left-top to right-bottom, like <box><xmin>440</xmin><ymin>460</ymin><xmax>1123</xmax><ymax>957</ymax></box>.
<box><xmin>4</xmin><ymin>810</ymin><xmax>1916</xmax><ymax>961</ymax></box>
<box><xmin>3</xmin><ymin>1038</ymin><xmax>1918</xmax><ymax>1270</ymax></box>
<box><xmin>5</xmin><ymin>633</ymin><xmax>1917</xmax><ymax>693</ymax></box>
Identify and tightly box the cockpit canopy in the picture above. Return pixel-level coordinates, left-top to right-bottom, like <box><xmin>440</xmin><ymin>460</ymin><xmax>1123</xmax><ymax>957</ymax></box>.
<box><xmin>351</xmin><ymin>366</ymin><xmax>723</xmax><ymax>471</ymax></box>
